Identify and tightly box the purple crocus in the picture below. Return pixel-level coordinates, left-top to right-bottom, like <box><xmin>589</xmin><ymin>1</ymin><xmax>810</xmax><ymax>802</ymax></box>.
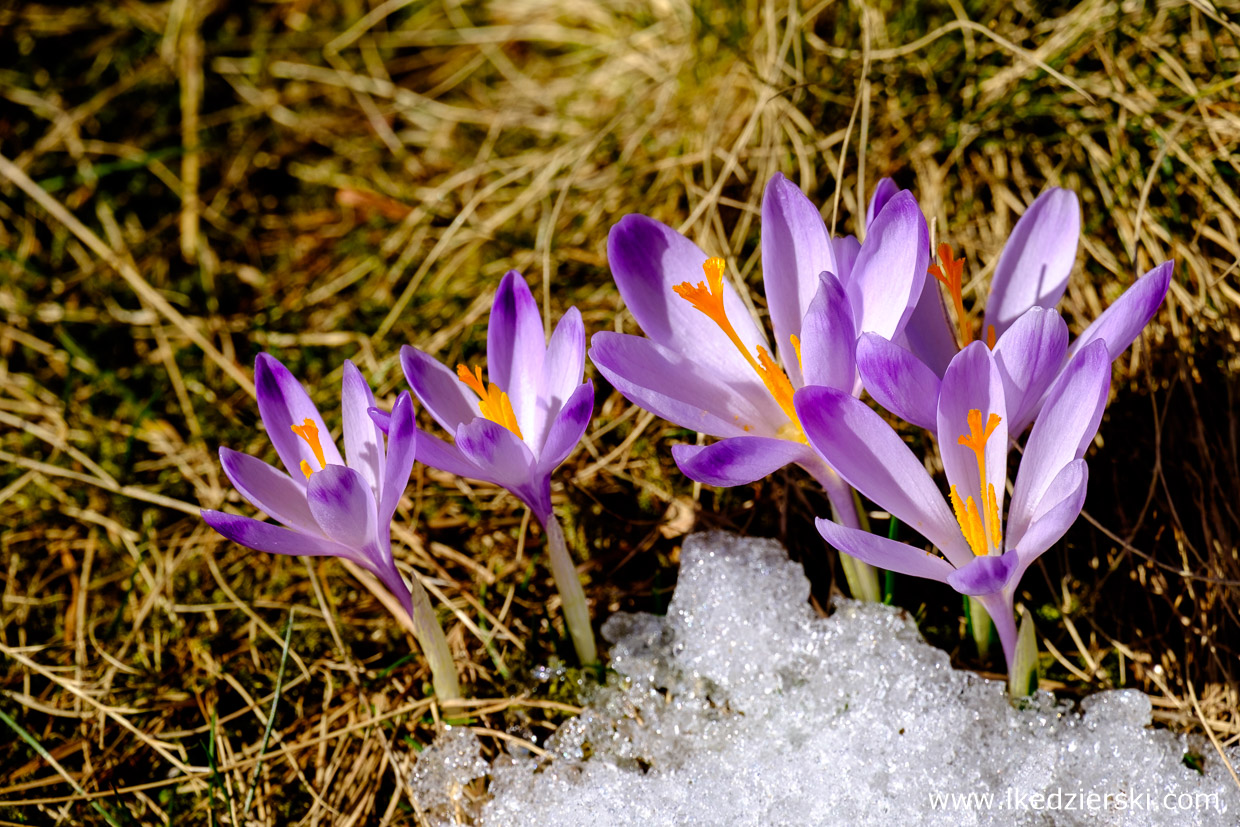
<box><xmin>794</xmin><ymin>324</ymin><xmax>1115</xmax><ymax>686</ymax></box>
<box><xmin>202</xmin><ymin>354</ymin><xmax>459</xmax><ymax>700</ymax></box>
<box><xmin>888</xmin><ymin>184</ymin><xmax>1173</xmax><ymax>434</ymax></box>
<box><xmin>400</xmin><ymin>270</ymin><xmax>597</xmax><ymax>664</ymax></box>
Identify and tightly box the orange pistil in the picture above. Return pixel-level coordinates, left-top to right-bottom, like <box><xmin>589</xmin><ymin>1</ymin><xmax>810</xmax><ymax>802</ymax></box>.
<box><xmin>928</xmin><ymin>243</ymin><xmax>972</xmax><ymax>347</ymax></box>
<box><xmin>950</xmin><ymin>409</ymin><xmax>1003</xmax><ymax>556</ymax></box>
<box><xmin>290</xmin><ymin>418</ymin><xmax>327</xmax><ymax>479</ymax></box>
<box><xmin>674</xmin><ymin>257</ymin><xmax>803</xmax><ymax>440</ymax></box>
<box><xmin>456</xmin><ymin>364</ymin><xmax>524</xmax><ymax>439</ymax></box>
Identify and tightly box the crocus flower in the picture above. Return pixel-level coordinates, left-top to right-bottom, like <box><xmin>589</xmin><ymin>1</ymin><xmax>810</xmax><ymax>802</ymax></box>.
<box><xmin>202</xmin><ymin>354</ymin><xmax>459</xmax><ymax>700</ymax></box>
<box><xmin>400</xmin><ymin>270</ymin><xmax>597</xmax><ymax>664</ymax></box>
<box><xmin>794</xmin><ymin>324</ymin><xmax>1115</xmax><ymax>686</ymax></box>
<box><xmin>887</xmin><ymin>183</ymin><xmax>1173</xmax><ymax>434</ymax></box>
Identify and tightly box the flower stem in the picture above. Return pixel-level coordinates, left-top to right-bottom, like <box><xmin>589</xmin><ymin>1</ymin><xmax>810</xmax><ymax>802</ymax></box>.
<box><xmin>543</xmin><ymin>512</ymin><xmax>598</xmax><ymax>665</ymax></box>
<box><xmin>966</xmin><ymin>595</ymin><xmax>994</xmax><ymax>661</ymax></box>
<box><xmin>408</xmin><ymin>578</ymin><xmax>461</xmax><ymax>701</ymax></box>
<box><xmin>806</xmin><ymin>460</ymin><xmax>882</xmax><ymax>603</ymax></box>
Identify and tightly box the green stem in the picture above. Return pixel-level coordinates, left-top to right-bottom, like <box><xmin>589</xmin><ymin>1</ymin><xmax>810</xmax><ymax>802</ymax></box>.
<box><xmin>966</xmin><ymin>595</ymin><xmax>994</xmax><ymax>661</ymax></box>
<box><xmin>408</xmin><ymin>577</ymin><xmax>461</xmax><ymax>700</ymax></box>
<box><xmin>544</xmin><ymin>512</ymin><xmax>598</xmax><ymax>665</ymax></box>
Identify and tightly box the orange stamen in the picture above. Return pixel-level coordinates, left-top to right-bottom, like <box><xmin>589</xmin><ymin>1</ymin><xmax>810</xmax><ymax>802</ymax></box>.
<box><xmin>456</xmin><ymin>364</ymin><xmax>524</xmax><ymax>439</ymax></box>
<box><xmin>290</xmin><ymin>418</ymin><xmax>328</xmax><ymax>480</ymax></box>
<box><xmin>953</xmin><ymin>409</ymin><xmax>1004</xmax><ymax>555</ymax></box>
<box><xmin>674</xmin><ymin>258</ymin><xmax>804</xmax><ymax>440</ymax></box>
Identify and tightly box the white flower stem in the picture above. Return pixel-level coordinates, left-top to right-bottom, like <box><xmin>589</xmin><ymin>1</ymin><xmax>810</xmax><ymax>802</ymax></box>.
<box><xmin>408</xmin><ymin>578</ymin><xmax>461</xmax><ymax>701</ymax></box>
<box><xmin>806</xmin><ymin>460</ymin><xmax>882</xmax><ymax>603</ymax></box>
<box><xmin>543</xmin><ymin>512</ymin><xmax>598</xmax><ymax>665</ymax></box>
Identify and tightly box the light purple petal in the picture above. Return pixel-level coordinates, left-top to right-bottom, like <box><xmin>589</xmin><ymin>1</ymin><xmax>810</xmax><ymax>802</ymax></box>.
<box><xmin>983</xmin><ymin>188</ymin><xmax>1080</xmax><ymax>340</ymax></box>
<box><xmin>589</xmin><ymin>332</ymin><xmax>783</xmax><ymax>438</ymax></box>
<box><xmin>608</xmin><ymin>214</ymin><xmax>767</xmax><ymax>384</ymax></box>
<box><xmin>254</xmin><ymin>353</ymin><xmax>344</xmax><ymax>479</ymax></box>
<box><xmin>537</xmin><ymin>306</ymin><xmax>585</xmax><ymax>450</ymax></box>
<box><xmin>416</xmin><ymin>431</ymin><xmax>488</xmax><ymax>480</ymax></box>
<box><xmin>1007</xmin><ymin>340</ymin><xmax>1110</xmax><ymax>543</ymax></box>
<box><xmin>306</xmin><ymin>464</ymin><xmax>378</xmax><ymax>550</ymax></box>
<box><xmin>202</xmin><ymin>510</ymin><xmax>360</xmax><ymax>562</ymax></box>
<box><xmin>899</xmin><ymin>278</ymin><xmax>959</xmax><ymax>378</ymax></box>
<box><xmin>761</xmin><ymin>173</ymin><xmax>836</xmax><ymax>385</ymax></box>
<box><xmin>865</xmin><ymin>178</ymin><xmax>900</xmax><ymax>231</ymax></box>
<box><xmin>846</xmin><ymin>190</ymin><xmax>930</xmax><ymax>339</ymax></box>
<box><xmin>946</xmin><ymin>552</ymin><xmax>1019</xmax><ymax>596</ymax></box>
<box><xmin>794</xmin><ymin>385</ymin><xmax>972</xmax><ymax>566</ymax></box>
<box><xmin>379</xmin><ymin>392</ymin><xmax>417</xmax><ymax>527</ymax></box>
<box><xmin>855</xmin><ymin>333</ymin><xmax>940</xmax><ymax>431</ymax></box>
<box><xmin>992</xmin><ymin>307</ymin><xmax>1069</xmax><ymax>434</ymax></box>
<box><xmin>831</xmin><ymin>235</ymin><xmax>861</xmax><ymax>284</ymax></box>
<box><xmin>936</xmin><ymin>342</ymin><xmax>1007</xmax><ymax>545</ymax></box>
<box><xmin>219</xmin><ymin>447</ymin><xmax>318</xmax><ymax>533</ymax></box>
<box><xmin>456</xmin><ymin>418</ymin><xmax>550</xmax><ymax>519</ymax></box>
<box><xmin>1011</xmin><ymin>460</ymin><xmax>1088</xmax><ymax>575</ymax></box>
<box><xmin>341</xmin><ymin>360</ymin><xmax>384</xmax><ymax>500</ymax></box>
<box><xmin>976</xmin><ymin>592</ymin><xmax>1019</xmax><ymax>671</ymax></box>
<box><xmin>815</xmin><ymin>518</ymin><xmax>954</xmax><ymax>583</ymax></box>
<box><xmin>537</xmin><ymin>381</ymin><xmax>593</xmax><ymax>472</ymax></box>
<box><xmin>1068</xmin><ymin>260</ymin><xmax>1173</xmax><ymax>363</ymax></box>
<box><xmin>799</xmin><ymin>272</ymin><xmax>857</xmax><ymax>391</ymax></box>
<box><xmin>488</xmin><ymin>271</ymin><xmax>546</xmax><ymax>434</ymax></box>
<box><xmin>672</xmin><ymin>436</ymin><xmax>810</xmax><ymax>487</ymax></box>
<box><xmin>400</xmin><ymin>345</ymin><xmax>480</xmax><ymax>434</ymax></box>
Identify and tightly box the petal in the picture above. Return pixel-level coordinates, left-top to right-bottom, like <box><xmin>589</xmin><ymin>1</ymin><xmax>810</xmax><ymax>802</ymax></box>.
<box><xmin>1067</xmin><ymin>260</ymin><xmax>1173</xmax><ymax>363</ymax></box>
<box><xmin>855</xmin><ymin>333</ymin><xmax>940</xmax><ymax>431</ymax></box>
<box><xmin>254</xmin><ymin>353</ymin><xmax>344</xmax><ymax>479</ymax></box>
<box><xmin>794</xmin><ymin>385</ymin><xmax>971</xmax><ymax>566</ymax></box>
<box><xmin>219</xmin><ymin>447</ymin><xmax>318</xmax><ymax>533</ymax></box>
<box><xmin>202</xmin><ymin>510</ymin><xmax>360</xmax><ymax>561</ymax></box>
<box><xmin>761</xmin><ymin>173</ymin><xmax>836</xmax><ymax>385</ymax></box>
<box><xmin>488</xmin><ymin>271</ymin><xmax>545</xmax><ymax>434</ymax></box>
<box><xmin>341</xmin><ymin>360</ymin><xmax>384</xmax><ymax>499</ymax></box>
<box><xmin>846</xmin><ymin>190</ymin><xmax>930</xmax><ymax>340</ymax></box>
<box><xmin>946</xmin><ymin>552</ymin><xmax>1019</xmax><ymax>596</ymax></box>
<box><xmin>1011</xmin><ymin>459</ymin><xmax>1088</xmax><ymax>573</ymax></box>
<box><xmin>815</xmin><ymin>518</ymin><xmax>955</xmax><ymax>583</ymax></box>
<box><xmin>799</xmin><ymin>272</ymin><xmax>857</xmax><ymax>392</ymax></box>
<box><xmin>983</xmin><ymin>188</ymin><xmax>1080</xmax><ymax>340</ymax></box>
<box><xmin>936</xmin><ymin>342</ymin><xmax>1007</xmax><ymax>535</ymax></box>
<box><xmin>537</xmin><ymin>306</ymin><xmax>586</xmax><ymax>450</ymax></box>
<box><xmin>899</xmin><ymin>279</ymin><xmax>959</xmax><ymax>378</ymax></box>
<box><xmin>456</xmin><ymin>418</ymin><xmax>549</xmax><ymax>519</ymax></box>
<box><xmin>831</xmin><ymin>235</ymin><xmax>861</xmax><ymax>284</ymax></box>
<box><xmin>416</xmin><ymin>431</ymin><xmax>488</xmax><ymax>480</ymax></box>
<box><xmin>367</xmin><ymin>406</ymin><xmax>392</xmax><ymax>435</ymax></box>
<box><xmin>400</xmin><ymin>345</ymin><xmax>479</xmax><ymax>434</ymax></box>
<box><xmin>607</xmin><ymin>214</ymin><xmax>767</xmax><ymax>382</ymax></box>
<box><xmin>589</xmin><ymin>332</ymin><xmax>783</xmax><ymax>438</ymax></box>
<box><xmin>537</xmin><ymin>381</ymin><xmax>593</xmax><ymax>472</ymax></box>
<box><xmin>992</xmin><ymin>307</ymin><xmax>1069</xmax><ymax>434</ymax></box>
<box><xmin>379</xmin><ymin>392</ymin><xmax>417</xmax><ymax>527</ymax></box>
<box><xmin>306</xmin><ymin>465</ymin><xmax>378</xmax><ymax>550</ymax></box>
<box><xmin>671</xmin><ymin>436</ymin><xmax>810</xmax><ymax>487</ymax></box>
<box><xmin>1007</xmin><ymin>340</ymin><xmax>1110</xmax><ymax>543</ymax></box>
<box><xmin>865</xmin><ymin>178</ymin><xmax>901</xmax><ymax>230</ymax></box>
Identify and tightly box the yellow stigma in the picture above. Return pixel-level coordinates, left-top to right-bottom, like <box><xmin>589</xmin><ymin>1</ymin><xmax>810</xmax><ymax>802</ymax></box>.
<box><xmin>290</xmin><ymin>418</ymin><xmax>327</xmax><ymax>480</ymax></box>
<box><xmin>456</xmin><ymin>364</ymin><xmax>524</xmax><ymax>439</ymax></box>
<box><xmin>673</xmin><ymin>257</ymin><xmax>803</xmax><ymax>441</ymax></box>
<box><xmin>951</xmin><ymin>409</ymin><xmax>1003</xmax><ymax>556</ymax></box>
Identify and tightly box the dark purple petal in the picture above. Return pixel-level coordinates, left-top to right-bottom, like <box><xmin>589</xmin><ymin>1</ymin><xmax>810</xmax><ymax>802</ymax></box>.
<box><xmin>400</xmin><ymin>345</ymin><xmax>479</xmax><ymax>434</ymax></box>
<box><xmin>936</xmin><ymin>342</ymin><xmax>1007</xmax><ymax>533</ymax></box>
<box><xmin>341</xmin><ymin>360</ymin><xmax>384</xmax><ymax>499</ymax></box>
<box><xmin>832</xmin><ymin>235</ymin><xmax>861</xmax><ymax>284</ymax></box>
<box><xmin>899</xmin><ymin>279</ymin><xmax>959</xmax><ymax>378</ymax></box>
<box><xmin>537</xmin><ymin>306</ymin><xmax>585</xmax><ymax>449</ymax></box>
<box><xmin>865</xmin><ymin>178</ymin><xmax>900</xmax><ymax>230</ymax></box>
<box><xmin>254</xmin><ymin>353</ymin><xmax>343</xmax><ymax>479</ymax></box>
<box><xmin>816</xmin><ymin>518</ymin><xmax>954</xmax><ymax>583</ymax></box>
<box><xmin>1007</xmin><ymin>341</ymin><xmax>1109</xmax><ymax>542</ymax></box>
<box><xmin>1067</xmin><ymin>260</ymin><xmax>1172</xmax><ymax>362</ymax></box>
<box><xmin>306</xmin><ymin>464</ymin><xmax>377</xmax><ymax>550</ymax></box>
<box><xmin>671</xmin><ymin>436</ymin><xmax>811</xmax><ymax>487</ymax></box>
<box><xmin>1011</xmin><ymin>460</ymin><xmax>1088</xmax><ymax>575</ymax></box>
<box><xmin>589</xmin><ymin>332</ymin><xmax>784</xmax><ymax>438</ymax></box>
<box><xmin>607</xmin><ymin>214</ymin><xmax>767</xmax><ymax>383</ymax></box>
<box><xmin>761</xmin><ymin>173</ymin><xmax>836</xmax><ymax>385</ymax></box>
<box><xmin>537</xmin><ymin>381</ymin><xmax>593</xmax><ymax>472</ymax></box>
<box><xmin>946</xmin><ymin>552</ymin><xmax>1019</xmax><ymax>596</ymax></box>
<box><xmin>202</xmin><ymin>510</ymin><xmax>360</xmax><ymax>561</ymax></box>
<box><xmin>846</xmin><ymin>191</ymin><xmax>930</xmax><ymax>339</ymax></box>
<box><xmin>367</xmin><ymin>406</ymin><xmax>392</xmax><ymax>435</ymax></box>
<box><xmin>379</xmin><ymin>392</ymin><xmax>417</xmax><ymax>527</ymax></box>
<box><xmin>794</xmin><ymin>385</ymin><xmax>971</xmax><ymax>565</ymax></box>
<box><xmin>992</xmin><ymin>307</ymin><xmax>1069</xmax><ymax>434</ymax></box>
<box><xmin>487</xmin><ymin>271</ymin><xmax>545</xmax><ymax>433</ymax></box>
<box><xmin>983</xmin><ymin>188</ymin><xmax>1080</xmax><ymax>340</ymax></box>
<box><xmin>855</xmin><ymin>333</ymin><xmax>940</xmax><ymax>431</ymax></box>
<box><xmin>219</xmin><ymin>447</ymin><xmax>317</xmax><ymax>532</ymax></box>
<box><xmin>799</xmin><ymin>272</ymin><xmax>857</xmax><ymax>392</ymax></box>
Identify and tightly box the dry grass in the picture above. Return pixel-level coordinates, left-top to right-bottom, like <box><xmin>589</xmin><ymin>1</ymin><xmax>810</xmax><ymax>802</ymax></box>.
<box><xmin>1</xmin><ymin>0</ymin><xmax>1239</xmax><ymax>822</ymax></box>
